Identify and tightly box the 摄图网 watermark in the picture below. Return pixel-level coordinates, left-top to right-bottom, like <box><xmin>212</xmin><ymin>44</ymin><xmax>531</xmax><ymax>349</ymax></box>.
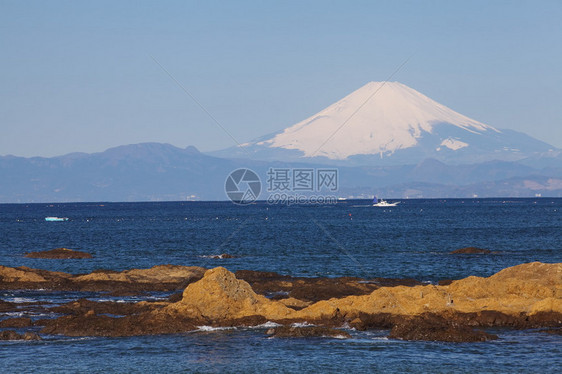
<box><xmin>225</xmin><ymin>167</ymin><xmax>338</xmax><ymax>205</ymax></box>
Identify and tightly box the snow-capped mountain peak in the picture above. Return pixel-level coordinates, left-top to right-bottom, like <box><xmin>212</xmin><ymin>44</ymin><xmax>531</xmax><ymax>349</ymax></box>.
<box><xmin>260</xmin><ymin>81</ymin><xmax>498</xmax><ymax>159</ymax></box>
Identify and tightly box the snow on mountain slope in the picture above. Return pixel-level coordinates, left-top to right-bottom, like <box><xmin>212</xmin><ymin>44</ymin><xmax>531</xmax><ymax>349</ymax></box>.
<box><xmin>439</xmin><ymin>138</ymin><xmax>469</xmax><ymax>151</ymax></box>
<box><xmin>258</xmin><ymin>81</ymin><xmax>498</xmax><ymax>159</ymax></box>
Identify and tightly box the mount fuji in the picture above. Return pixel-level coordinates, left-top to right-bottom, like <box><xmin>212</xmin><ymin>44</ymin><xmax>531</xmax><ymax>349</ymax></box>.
<box><xmin>212</xmin><ymin>82</ymin><xmax>556</xmax><ymax>165</ymax></box>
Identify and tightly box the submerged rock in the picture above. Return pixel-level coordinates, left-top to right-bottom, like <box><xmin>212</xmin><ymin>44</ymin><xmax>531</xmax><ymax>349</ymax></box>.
<box><xmin>25</xmin><ymin>247</ymin><xmax>93</xmax><ymax>259</ymax></box>
<box><xmin>266</xmin><ymin>326</ymin><xmax>351</xmax><ymax>339</ymax></box>
<box><xmin>389</xmin><ymin>315</ymin><xmax>498</xmax><ymax>342</ymax></box>
<box><xmin>0</xmin><ymin>300</ymin><xmax>16</xmax><ymax>312</ymax></box>
<box><xmin>0</xmin><ymin>330</ymin><xmax>41</xmax><ymax>341</ymax></box>
<box><xmin>540</xmin><ymin>328</ymin><xmax>562</xmax><ymax>335</ymax></box>
<box><xmin>450</xmin><ymin>247</ymin><xmax>492</xmax><ymax>254</ymax></box>
<box><xmin>0</xmin><ymin>317</ymin><xmax>33</xmax><ymax>328</ymax></box>
<box><xmin>209</xmin><ymin>253</ymin><xmax>234</xmax><ymax>259</ymax></box>
<box><xmin>40</xmin><ymin>310</ymin><xmax>197</xmax><ymax>337</ymax></box>
<box><xmin>50</xmin><ymin>298</ymin><xmax>160</xmax><ymax>316</ymax></box>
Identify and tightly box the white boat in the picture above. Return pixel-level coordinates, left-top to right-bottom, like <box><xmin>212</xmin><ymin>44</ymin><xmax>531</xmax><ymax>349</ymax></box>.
<box><xmin>45</xmin><ymin>217</ymin><xmax>68</xmax><ymax>222</ymax></box>
<box><xmin>372</xmin><ymin>196</ymin><xmax>399</xmax><ymax>207</ymax></box>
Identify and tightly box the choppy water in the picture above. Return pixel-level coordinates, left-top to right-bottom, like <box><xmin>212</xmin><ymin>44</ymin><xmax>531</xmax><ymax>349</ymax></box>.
<box><xmin>1</xmin><ymin>199</ymin><xmax>561</xmax><ymax>373</ymax></box>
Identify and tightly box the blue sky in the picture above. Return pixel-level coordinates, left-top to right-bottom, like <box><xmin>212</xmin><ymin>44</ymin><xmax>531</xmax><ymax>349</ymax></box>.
<box><xmin>1</xmin><ymin>0</ymin><xmax>561</xmax><ymax>157</ymax></box>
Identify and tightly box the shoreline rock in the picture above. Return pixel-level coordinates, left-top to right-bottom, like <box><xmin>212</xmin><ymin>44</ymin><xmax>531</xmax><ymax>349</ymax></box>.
<box><xmin>167</xmin><ymin>267</ymin><xmax>294</xmax><ymax>321</ymax></box>
<box><xmin>0</xmin><ymin>330</ymin><xmax>41</xmax><ymax>341</ymax></box>
<box><xmin>0</xmin><ymin>317</ymin><xmax>33</xmax><ymax>328</ymax></box>
<box><xmin>1</xmin><ymin>262</ymin><xmax>560</xmax><ymax>342</ymax></box>
<box><xmin>235</xmin><ymin>270</ymin><xmax>422</xmax><ymax>303</ymax></box>
<box><xmin>540</xmin><ymin>328</ymin><xmax>562</xmax><ymax>335</ymax></box>
<box><xmin>0</xmin><ymin>264</ymin><xmax>206</xmax><ymax>294</ymax></box>
<box><xmin>0</xmin><ymin>299</ymin><xmax>16</xmax><ymax>312</ymax></box>
<box><xmin>389</xmin><ymin>314</ymin><xmax>498</xmax><ymax>342</ymax></box>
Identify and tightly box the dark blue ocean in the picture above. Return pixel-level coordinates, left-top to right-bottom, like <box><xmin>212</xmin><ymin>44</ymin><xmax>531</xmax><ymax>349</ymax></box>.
<box><xmin>1</xmin><ymin>199</ymin><xmax>561</xmax><ymax>373</ymax></box>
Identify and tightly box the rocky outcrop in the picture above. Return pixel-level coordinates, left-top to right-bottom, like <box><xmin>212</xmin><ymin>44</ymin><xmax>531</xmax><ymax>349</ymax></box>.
<box><xmin>450</xmin><ymin>247</ymin><xmax>492</xmax><ymax>254</ymax></box>
<box><xmin>295</xmin><ymin>262</ymin><xmax>562</xmax><ymax>321</ymax></box>
<box><xmin>0</xmin><ymin>264</ymin><xmax>206</xmax><ymax>294</ymax></box>
<box><xmin>0</xmin><ymin>265</ymin><xmax>71</xmax><ymax>283</ymax></box>
<box><xmin>0</xmin><ymin>299</ymin><xmax>16</xmax><ymax>312</ymax></box>
<box><xmin>74</xmin><ymin>265</ymin><xmax>205</xmax><ymax>284</ymax></box>
<box><xmin>25</xmin><ymin>248</ymin><xmax>93</xmax><ymax>259</ymax></box>
<box><xmin>49</xmin><ymin>298</ymin><xmax>161</xmax><ymax>316</ymax></box>
<box><xmin>541</xmin><ymin>328</ymin><xmax>562</xmax><ymax>335</ymax></box>
<box><xmin>235</xmin><ymin>270</ymin><xmax>421</xmax><ymax>303</ymax></box>
<box><xmin>209</xmin><ymin>253</ymin><xmax>234</xmax><ymax>259</ymax></box>
<box><xmin>167</xmin><ymin>267</ymin><xmax>294</xmax><ymax>322</ymax></box>
<box><xmin>389</xmin><ymin>314</ymin><xmax>498</xmax><ymax>342</ymax></box>
<box><xmin>278</xmin><ymin>297</ymin><xmax>313</xmax><ymax>310</ymax></box>
<box><xmin>446</xmin><ymin>262</ymin><xmax>561</xmax><ymax>313</ymax></box>
<box><xmin>0</xmin><ymin>330</ymin><xmax>41</xmax><ymax>341</ymax></box>
<box><xmin>40</xmin><ymin>310</ymin><xmax>197</xmax><ymax>337</ymax></box>
<box><xmin>0</xmin><ymin>317</ymin><xmax>33</xmax><ymax>328</ymax></box>
<box><xmin>5</xmin><ymin>262</ymin><xmax>562</xmax><ymax>342</ymax></box>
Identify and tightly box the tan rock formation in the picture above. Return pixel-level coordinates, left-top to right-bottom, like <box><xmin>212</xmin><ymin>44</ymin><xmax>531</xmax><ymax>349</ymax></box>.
<box><xmin>168</xmin><ymin>267</ymin><xmax>294</xmax><ymax>321</ymax></box>
<box><xmin>33</xmin><ymin>262</ymin><xmax>562</xmax><ymax>339</ymax></box>
<box><xmin>73</xmin><ymin>265</ymin><xmax>206</xmax><ymax>284</ymax></box>
<box><xmin>295</xmin><ymin>262</ymin><xmax>561</xmax><ymax>320</ymax></box>
<box><xmin>0</xmin><ymin>264</ymin><xmax>206</xmax><ymax>294</ymax></box>
<box><xmin>0</xmin><ymin>265</ymin><xmax>70</xmax><ymax>283</ymax></box>
<box><xmin>166</xmin><ymin>262</ymin><xmax>561</xmax><ymax>323</ymax></box>
<box><xmin>278</xmin><ymin>297</ymin><xmax>313</xmax><ymax>309</ymax></box>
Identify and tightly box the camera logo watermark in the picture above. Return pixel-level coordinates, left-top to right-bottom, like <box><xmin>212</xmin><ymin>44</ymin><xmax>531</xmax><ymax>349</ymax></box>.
<box><xmin>225</xmin><ymin>167</ymin><xmax>338</xmax><ymax>205</ymax></box>
<box><xmin>225</xmin><ymin>168</ymin><xmax>261</xmax><ymax>204</ymax></box>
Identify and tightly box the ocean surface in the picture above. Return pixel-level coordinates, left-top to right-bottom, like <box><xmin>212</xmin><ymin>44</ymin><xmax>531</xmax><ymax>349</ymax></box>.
<box><xmin>1</xmin><ymin>199</ymin><xmax>561</xmax><ymax>373</ymax></box>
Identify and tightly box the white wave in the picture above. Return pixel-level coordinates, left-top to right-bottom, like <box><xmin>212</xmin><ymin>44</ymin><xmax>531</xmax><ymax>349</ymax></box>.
<box><xmin>291</xmin><ymin>322</ymin><xmax>316</xmax><ymax>327</ymax></box>
<box><xmin>42</xmin><ymin>336</ymin><xmax>96</xmax><ymax>342</ymax></box>
<box><xmin>255</xmin><ymin>321</ymin><xmax>282</xmax><ymax>329</ymax></box>
<box><xmin>340</xmin><ymin>322</ymin><xmax>353</xmax><ymax>330</ymax></box>
<box><xmin>96</xmin><ymin>299</ymin><xmax>130</xmax><ymax>303</ymax></box>
<box><xmin>2</xmin><ymin>310</ymin><xmax>55</xmax><ymax>318</ymax></box>
<box><xmin>10</xmin><ymin>297</ymin><xmax>35</xmax><ymax>303</ymax></box>
<box><xmin>1</xmin><ymin>312</ymin><xmax>24</xmax><ymax>317</ymax></box>
<box><xmin>195</xmin><ymin>325</ymin><xmax>236</xmax><ymax>332</ymax></box>
<box><xmin>332</xmin><ymin>334</ymin><xmax>351</xmax><ymax>339</ymax></box>
<box><xmin>198</xmin><ymin>254</ymin><xmax>233</xmax><ymax>259</ymax></box>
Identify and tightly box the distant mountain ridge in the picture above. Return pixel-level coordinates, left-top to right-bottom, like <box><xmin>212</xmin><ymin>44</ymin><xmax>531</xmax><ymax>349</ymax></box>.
<box><xmin>212</xmin><ymin>82</ymin><xmax>556</xmax><ymax>165</ymax></box>
<box><xmin>0</xmin><ymin>143</ymin><xmax>238</xmax><ymax>202</ymax></box>
<box><xmin>1</xmin><ymin>143</ymin><xmax>561</xmax><ymax>202</ymax></box>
